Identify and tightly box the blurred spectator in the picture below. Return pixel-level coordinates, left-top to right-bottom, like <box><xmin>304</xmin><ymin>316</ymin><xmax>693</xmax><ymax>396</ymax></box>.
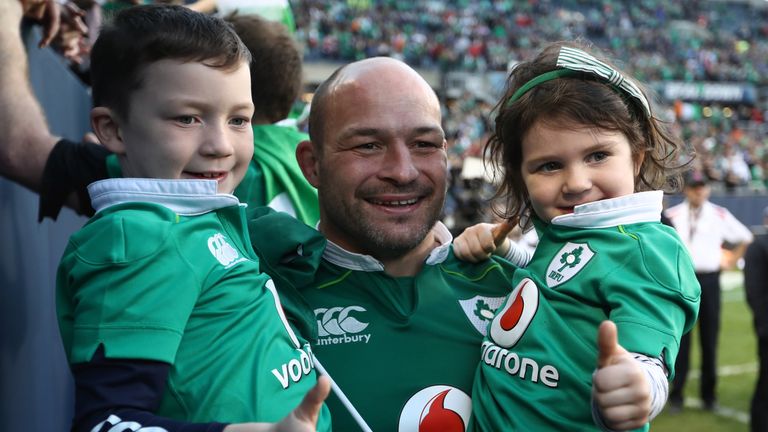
<box><xmin>665</xmin><ymin>172</ymin><xmax>754</xmax><ymax>412</ymax></box>
<box><xmin>293</xmin><ymin>0</ymin><xmax>768</xmax><ymax>85</ymax></box>
<box><xmin>20</xmin><ymin>0</ymin><xmax>60</xmax><ymax>47</ymax></box>
<box><xmin>744</xmin><ymin>207</ymin><xmax>768</xmax><ymax>432</ymax></box>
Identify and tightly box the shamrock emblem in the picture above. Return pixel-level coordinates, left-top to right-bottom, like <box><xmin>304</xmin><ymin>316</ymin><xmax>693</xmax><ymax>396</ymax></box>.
<box><xmin>558</xmin><ymin>246</ymin><xmax>583</xmax><ymax>272</ymax></box>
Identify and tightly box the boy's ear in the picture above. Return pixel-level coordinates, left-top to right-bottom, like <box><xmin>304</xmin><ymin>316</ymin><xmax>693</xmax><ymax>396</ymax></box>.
<box><xmin>90</xmin><ymin>107</ymin><xmax>126</xmax><ymax>155</ymax></box>
<box><xmin>296</xmin><ymin>140</ymin><xmax>320</xmax><ymax>187</ymax></box>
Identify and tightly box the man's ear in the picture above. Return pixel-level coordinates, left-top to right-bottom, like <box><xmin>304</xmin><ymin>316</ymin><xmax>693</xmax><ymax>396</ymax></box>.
<box><xmin>296</xmin><ymin>140</ymin><xmax>320</xmax><ymax>187</ymax></box>
<box><xmin>90</xmin><ymin>107</ymin><xmax>126</xmax><ymax>155</ymax></box>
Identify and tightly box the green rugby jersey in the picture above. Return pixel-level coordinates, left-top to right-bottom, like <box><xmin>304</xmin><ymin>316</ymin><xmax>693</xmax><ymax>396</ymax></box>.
<box><xmin>106</xmin><ymin>123</ymin><xmax>319</xmax><ymax>225</ymax></box>
<box><xmin>56</xmin><ymin>179</ymin><xmax>331</xmax><ymax>429</ymax></box>
<box><xmin>249</xmin><ymin>209</ymin><xmax>518</xmax><ymax>431</ymax></box>
<box><xmin>471</xmin><ymin>191</ymin><xmax>700</xmax><ymax>431</ymax></box>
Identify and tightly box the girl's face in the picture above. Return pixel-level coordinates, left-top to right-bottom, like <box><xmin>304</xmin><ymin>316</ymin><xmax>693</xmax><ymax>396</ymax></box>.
<box><xmin>520</xmin><ymin>120</ymin><xmax>643</xmax><ymax>223</ymax></box>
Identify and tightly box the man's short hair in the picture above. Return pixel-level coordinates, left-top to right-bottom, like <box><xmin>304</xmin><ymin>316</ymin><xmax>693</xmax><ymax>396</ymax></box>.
<box><xmin>90</xmin><ymin>4</ymin><xmax>251</xmax><ymax>120</ymax></box>
<box><xmin>307</xmin><ymin>65</ymin><xmax>347</xmax><ymax>149</ymax></box>
<box><xmin>226</xmin><ymin>13</ymin><xmax>302</xmax><ymax>123</ymax></box>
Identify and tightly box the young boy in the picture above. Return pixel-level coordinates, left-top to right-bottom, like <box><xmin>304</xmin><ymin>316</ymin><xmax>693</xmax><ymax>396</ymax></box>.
<box><xmin>55</xmin><ymin>5</ymin><xmax>331</xmax><ymax>432</ymax></box>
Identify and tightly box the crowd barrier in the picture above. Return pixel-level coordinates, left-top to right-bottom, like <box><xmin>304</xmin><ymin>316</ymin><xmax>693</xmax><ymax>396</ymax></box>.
<box><xmin>0</xmin><ymin>25</ymin><xmax>88</xmax><ymax>431</ymax></box>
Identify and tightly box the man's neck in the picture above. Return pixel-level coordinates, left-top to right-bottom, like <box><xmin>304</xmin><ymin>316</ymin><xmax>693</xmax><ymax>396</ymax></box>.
<box><xmin>320</xmin><ymin>224</ymin><xmax>445</xmax><ymax>277</ymax></box>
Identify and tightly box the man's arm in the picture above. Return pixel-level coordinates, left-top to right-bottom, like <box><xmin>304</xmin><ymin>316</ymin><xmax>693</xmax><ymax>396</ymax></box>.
<box><xmin>0</xmin><ymin>0</ymin><xmax>60</xmax><ymax>192</ymax></box>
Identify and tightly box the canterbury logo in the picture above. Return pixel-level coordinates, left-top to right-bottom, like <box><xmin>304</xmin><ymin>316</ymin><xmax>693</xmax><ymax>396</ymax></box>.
<box><xmin>489</xmin><ymin>278</ymin><xmax>539</xmax><ymax>348</ymax></box>
<box><xmin>315</xmin><ymin>306</ymin><xmax>369</xmax><ymax>336</ymax></box>
<box><xmin>207</xmin><ymin>233</ymin><xmax>245</xmax><ymax>268</ymax></box>
<box><xmin>315</xmin><ymin>306</ymin><xmax>371</xmax><ymax>346</ymax></box>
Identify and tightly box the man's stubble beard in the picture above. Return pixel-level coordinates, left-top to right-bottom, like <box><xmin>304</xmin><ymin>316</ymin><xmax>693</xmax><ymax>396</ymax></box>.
<box><xmin>319</xmin><ymin>189</ymin><xmax>444</xmax><ymax>260</ymax></box>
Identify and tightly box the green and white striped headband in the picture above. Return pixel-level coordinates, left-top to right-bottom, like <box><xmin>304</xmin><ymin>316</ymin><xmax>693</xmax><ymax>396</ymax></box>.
<box><xmin>508</xmin><ymin>46</ymin><xmax>651</xmax><ymax>116</ymax></box>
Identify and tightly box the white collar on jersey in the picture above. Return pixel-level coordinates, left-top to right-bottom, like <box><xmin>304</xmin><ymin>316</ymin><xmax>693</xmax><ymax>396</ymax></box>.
<box><xmin>88</xmin><ymin>178</ymin><xmax>242</xmax><ymax>216</ymax></box>
<box><xmin>322</xmin><ymin>221</ymin><xmax>454</xmax><ymax>272</ymax></box>
<box><xmin>549</xmin><ymin>190</ymin><xmax>663</xmax><ymax>229</ymax></box>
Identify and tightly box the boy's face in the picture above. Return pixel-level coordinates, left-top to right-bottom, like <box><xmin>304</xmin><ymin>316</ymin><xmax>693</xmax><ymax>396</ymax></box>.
<box><xmin>111</xmin><ymin>59</ymin><xmax>254</xmax><ymax>194</ymax></box>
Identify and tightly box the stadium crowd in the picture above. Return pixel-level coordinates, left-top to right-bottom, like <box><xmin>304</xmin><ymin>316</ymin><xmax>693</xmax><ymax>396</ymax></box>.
<box><xmin>24</xmin><ymin>0</ymin><xmax>768</xmax><ymax>227</ymax></box>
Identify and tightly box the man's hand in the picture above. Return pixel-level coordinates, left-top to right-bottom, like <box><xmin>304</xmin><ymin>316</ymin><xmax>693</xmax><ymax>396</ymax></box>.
<box><xmin>593</xmin><ymin>321</ymin><xmax>651</xmax><ymax>431</ymax></box>
<box><xmin>223</xmin><ymin>376</ymin><xmax>330</xmax><ymax>432</ymax></box>
<box><xmin>52</xmin><ymin>1</ymin><xmax>88</xmax><ymax>63</ymax></box>
<box><xmin>453</xmin><ymin>222</ymin><xmax>512</xmax><ymax>262</ymax></box>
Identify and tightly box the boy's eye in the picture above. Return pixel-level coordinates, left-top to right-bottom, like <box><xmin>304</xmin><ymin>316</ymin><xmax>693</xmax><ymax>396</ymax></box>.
<box><xmin>176</xmin><ymin>116</ymin><xmax>196</xmax><ymax>125</ymax></box>
<box><xmin>230</xmin><ymin>117</ymin><xmax>250</xmax><ymax>127</ymax></box>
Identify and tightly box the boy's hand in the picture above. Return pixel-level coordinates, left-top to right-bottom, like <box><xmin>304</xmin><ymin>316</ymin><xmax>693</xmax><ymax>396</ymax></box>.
<box><xmin>223</xmin><ymin>376</ymin><xmax>330</xmax><ymax>432</ymax></box>
<box><xmin>453</xmin><ymin>222</ymin><xmax>511</xmax><ymax>262</ymax></box>
<box><xmin>593</xmin><ymin>321</ymin><xmax>651</xmax><ymax>431</ymax></box>
<box><xmin>275</xmin><ymin>375</ymin><xmax>330</xmax><ymax>432</ymax></box>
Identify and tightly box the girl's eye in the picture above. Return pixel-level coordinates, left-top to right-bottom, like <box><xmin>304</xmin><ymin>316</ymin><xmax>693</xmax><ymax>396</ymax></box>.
<box><xmin>588</xmin><ymin>151</ymin><xmax>609</xmax><ymax>162</ymax></box>
<box><xmin>538</xmin><ymin>161</ymin><xmax>560</xmax><ymax>172</ymax></box>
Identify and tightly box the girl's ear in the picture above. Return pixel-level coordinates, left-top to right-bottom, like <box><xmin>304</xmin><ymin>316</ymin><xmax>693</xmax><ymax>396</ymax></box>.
<box><xmin>633</xmin><ymin>150</ymin><xmax>646</xmax><ymax>177</ymax></box>
<box><xmin>90</xmin><ymin>107</ymin><xmax>126</xmax><ymax>155</ymax></box>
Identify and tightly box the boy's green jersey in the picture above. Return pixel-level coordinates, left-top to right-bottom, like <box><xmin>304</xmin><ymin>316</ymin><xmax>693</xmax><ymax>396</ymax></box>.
<box><xmin>249</xmin><ymin>209</ymin><xmax>518</xmax><ymax>431</ymax></box>
<box><xmin>57</xmin><ymin>179</ymin><xmax>331</xmax><ymax>429</ymax></box>
<box><xmin>471</xmin><ymin>191</ymin><xmax>700</xmax><ymax>431</ymax></box>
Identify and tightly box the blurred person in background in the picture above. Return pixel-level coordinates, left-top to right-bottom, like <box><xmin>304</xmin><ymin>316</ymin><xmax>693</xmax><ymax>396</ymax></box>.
<box><xmin>743</xmin><ymin>207</ymin><xmax>768</xmax><ymax>432</ymax></box>
<box><xmin>665</xmin><ymin>171</ymin><xmax>753</xmax><ymax>412</ymax></box>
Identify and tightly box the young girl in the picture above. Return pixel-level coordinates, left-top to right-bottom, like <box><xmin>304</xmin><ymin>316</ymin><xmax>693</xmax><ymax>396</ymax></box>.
<box><xmin>456</xmin><ymin>41</ymin><xmax>701</xmax><ymax>431</ymax></box>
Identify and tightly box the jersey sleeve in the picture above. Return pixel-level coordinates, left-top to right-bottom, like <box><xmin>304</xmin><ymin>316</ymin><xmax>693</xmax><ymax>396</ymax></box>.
<box><xmin>603</xmin><ymin>227</ymin><xmax>700</xmax><ymax>378</ymax></box>
<box><xmin>57</xmin><ymin>204</ymin><xmax>201</xmax><ymax>364</ymax></box>
<box><xmin>39</xmin><ymin>139</ymin><xmax>111</xmax><ymax>221</ymax></box>
<box><xmin>247</xmin><ymin>206</ymin><xmax>326</xmax><ymax>340</ymax></box>
<box><xmin>71</xmin><ymin>345</ymin><xmax>227</xmax><ymax>432</ymax></box>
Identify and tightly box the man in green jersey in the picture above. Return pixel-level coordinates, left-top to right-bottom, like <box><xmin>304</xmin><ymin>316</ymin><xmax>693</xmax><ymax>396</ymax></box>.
<box><xmin>49</xmin><ymin>4</ymin><xmax>330</xmax><ymax>432</ymax></box>
<box><xmin>248</xmin><ymin>57</ymin><xmax>529</xmax><ymax>431</ymax></box>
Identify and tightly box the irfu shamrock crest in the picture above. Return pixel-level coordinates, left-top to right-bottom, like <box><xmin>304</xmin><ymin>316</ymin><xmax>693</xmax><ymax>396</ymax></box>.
<box><xmin>558</xmin><ymin>246</ymin><xmax>583</xmax><ymax>272</ymax></box>
<box><xmin>546</xmin><ymin>242</ymin><xmax>595</xmax><ymax>288</ymax></box>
